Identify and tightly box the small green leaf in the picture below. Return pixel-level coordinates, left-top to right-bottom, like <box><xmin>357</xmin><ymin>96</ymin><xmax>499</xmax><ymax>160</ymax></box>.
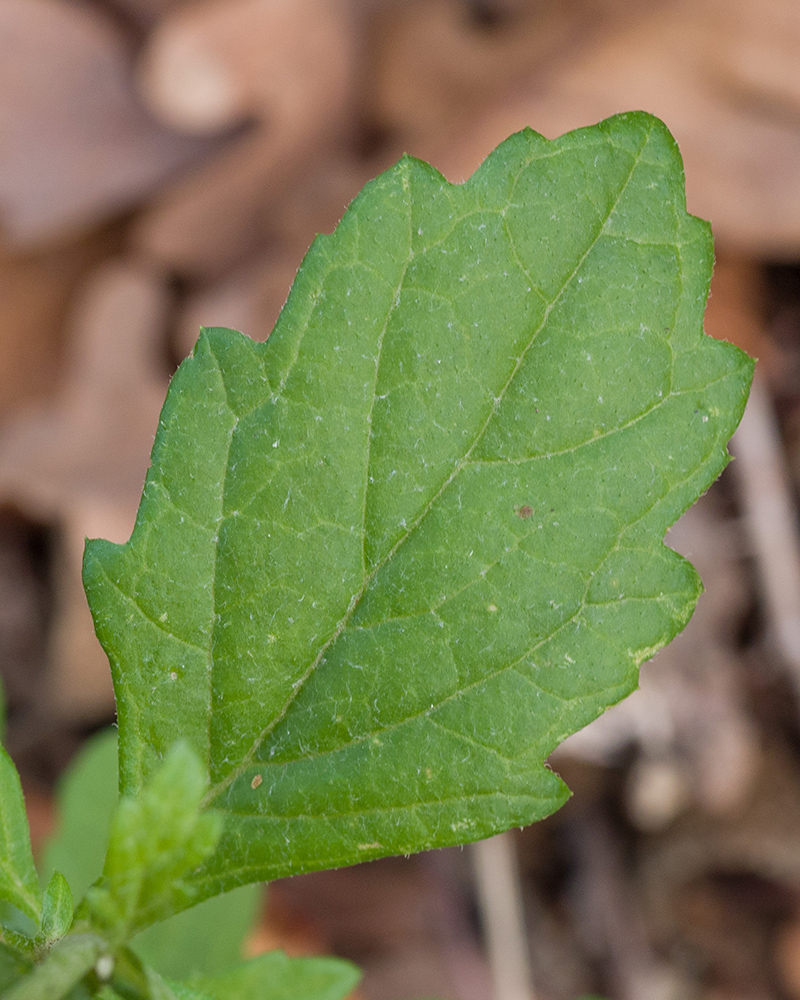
<box><xmin>1</xmin><ymin>933</ymin><xmax>105</xmax><ymax>1000</ymax></box>
<box><xmin>0</xmin><ymin>940</ymin><xmax>33</xmax><ymax>992</ymax></box>
<box><xmin>130</xmin><ymin>882</ymin><xmax>262</xmax><ymax>981</ymax></box>
<box><xmin>43</xmin><ymin>730</ymin><xmax>263</xmax><ymax>979</ymax></box>
<box><xmin>39</xmin><ymin>872</ymin><xmax>73</xmax><ymax>944</ymax></box>
<box><xmin>83</xmin><ymin>112</ymin><xmax>753</xmax><ymax>895</ymax></box>
<box><xmin>145</xmin><ymin>967</ymin><xmax>214</xmax><ymax>1000</ymax></box>
<box><xmin>0</xmin><ymin>747</ymin><xmax>41</xmax><ymax>923</ymax></box>
<box><xmin>43</xmin><ymin>730</ymin><xmax>119</xmax><ymax>903</ymax></box>
<box><xmin>83</xmin><ymin>744</ymin><xmax>222</xmax><ymax>944</ymax></box>
<box><xmin>191</xmin><ymin>952</ymin><xmax>361</xmax><ymax>1000</ymax></box>
<box><xmin>0</xmin><ymin>923</ymin><xmax>36</xmax><ymax>960</ymax></box>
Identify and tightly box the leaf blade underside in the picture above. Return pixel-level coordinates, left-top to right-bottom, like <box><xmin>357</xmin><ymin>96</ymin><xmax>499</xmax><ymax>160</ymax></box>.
<box><xmin>83</xmin><ymin>112</ymin><xmax>753</xmax><ymax>895</ymax></box>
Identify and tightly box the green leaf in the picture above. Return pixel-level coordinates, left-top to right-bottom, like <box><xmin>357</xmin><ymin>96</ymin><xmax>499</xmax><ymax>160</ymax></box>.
<box><xmin>130</xmin><ymin>881</ymin><xmax>261</xmax><ymax>981</ymax></box>
<box><xmin>0</xmin><ymin>940</ymin><xmax>33</xmax><ymax>992</ymax></box>
<box><xmin>93</xmin><ymin>943</ymin><xmax>151</xmax><ymax>1000</ymax></box>
<box><xmin>83</xmin><ymin>744</ymin><xmax>222</xmax><ymax>944</ymax></box>
<box><xmin>1</xmin><ymin>933</ymin><xmax>105</xmax><ymax>1000</ymax></box>
<box><xmin>39</xmin><ymin>872</ymin><xmax>74</xmax><ymax>944</ymax></box>
<box><xmin>0</xmin><ymin>923</ymin><xmax>36</xmax><ymax>960</ymax></box>
<box><xmin>145</xmin><ymin>968</ymin><xmax>214</xmax><ymax>1000</ymax></box>
<box><xmin>43</xmin><ymin>729</ymin><xmax>263</xmax><ymax>977</ymax></box>
<box><xmin>0</xmin><ymin>748</ymin><xmax>41</xmax><ymax>923</ymax></box>
<box><xmin>83</xmin><ymin>112</ymin><xmax>753</xmax><ymax>895</ymax></box>
<box><xmin>190</xmin><ymin>952</ymin><xmax>360</xmax><ymax>1000</ymax></box>
<box><xmin>43</xmin><ymin>730</ymin><xmax>120</xmax><ymax>904</ymax></box>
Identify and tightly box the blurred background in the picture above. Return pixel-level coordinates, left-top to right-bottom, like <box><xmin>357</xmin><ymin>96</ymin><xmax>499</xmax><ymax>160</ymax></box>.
<box><xmin>1</xmin><ymin>0</ymin><xmax>800</xmax><ymax>997</ymax></box>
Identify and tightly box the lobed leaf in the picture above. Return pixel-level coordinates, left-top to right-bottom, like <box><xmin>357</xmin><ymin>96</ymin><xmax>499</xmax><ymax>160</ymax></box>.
<box><xmin>83</xmin><ymin>112</ymin><xmax>754</xmax><ymax>896</ymax></box>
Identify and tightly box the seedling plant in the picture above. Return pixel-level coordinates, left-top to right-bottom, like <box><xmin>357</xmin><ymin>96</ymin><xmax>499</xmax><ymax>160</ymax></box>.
<box><xmin>0</xmin><ymin>111</ymin><xmax>753</xmax><ymax>1000</ymax></box>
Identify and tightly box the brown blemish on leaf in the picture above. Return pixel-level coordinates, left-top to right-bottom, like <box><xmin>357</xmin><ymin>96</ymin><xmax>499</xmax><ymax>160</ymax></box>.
<box><xmin>251</xmin><ymin>774</ymin><xmax>263</xmax><ymax>790</ymax></box>
<box><xmin>517</xmin><ymin>505</ymin><xmax>533</xmax><ymax>519</ymax></box>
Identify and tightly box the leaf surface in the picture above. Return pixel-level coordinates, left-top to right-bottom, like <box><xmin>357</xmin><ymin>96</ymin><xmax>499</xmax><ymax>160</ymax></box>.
<box><xmin>190</xmin><ymin>952</ymin><xmax>360</xmax><ymax>1000</ymax></box>
<box><xmin>39</xmin><ymin>872</ymin><xmax>73</xmax><ymax>945</ymax></box>
<box><xmin>43</xmin><ymin>730</ymin><xmax>120</xmax><ymax>903</ymax></box>
<box><xmin>82</xmin><ymin>745</ymin><xmax>221</xmax><ymax>942</ymax></box>
<box><xmin>1</xmin><ymin>933</ymin><xmax>105</xmax><ymax>1000</ymax></box>
<box><xmin>145</xmin><ymin>968</ymin><xmax>214</xmax><ymax>1000</ymax></box>
<box><xmin>0</xmin><ymin>748</ymin><xmax>41</xmax><ymax>923</ymax></box>
<box><xmin>43</xmin><ymin>730</ymin><xmax>263</xmax><ymax>978</ymax></box>
<box><xmin>130</xmin><ymin>883</ymin><xmax>261</xmax><ymax>981</ymax></box>
<box><xmin>0</xmin><ymin>940</ymin><xmax>32</xmax><ymax>992</ymax></box>
<box><xmin>83</xmin><ymin>112</ymin><xmax>753</xmax><ymax>893</ymax></box>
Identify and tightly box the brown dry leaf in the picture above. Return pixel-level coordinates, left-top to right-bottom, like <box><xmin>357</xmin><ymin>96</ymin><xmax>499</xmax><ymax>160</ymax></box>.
<box><xmin>137</xmin><ymin>0</ymin><xmax>354</xmax><ymax>135</ymax></box>
<box><xmin>0</xmin><ymin>228</ymin><xmax>120</xmax><ymax>416</ymax></box>
<box><xmin>0</xmin><ymin>0</ymin><xmax>218</xmax><ymax>246</ymax></box>
<box><xmin>414</xmin><ymin>0</ymin><xmax>800</xmax><ymax>256</ymax></box>
<box><xmin>0</xmin><ymin>260</ymin><xmax>171</xmax><ymax>719</ymax></box>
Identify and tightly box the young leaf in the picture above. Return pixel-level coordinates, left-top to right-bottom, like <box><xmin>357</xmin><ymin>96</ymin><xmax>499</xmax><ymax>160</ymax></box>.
<box><xmin>0</xmin><ymin>940</ymin><xmax>32</xmax><ymax>992</ymax></box>
<box><xmin>83</xmin><ymin>112</ymin><xmax>753</xmax><ymax>894</ymax></box>
<box><xmin>0</xmin><ymin>924</ymin><xmax>36</xmax><ymax>961</ymax></box>
<box><xmin>1</xmin><ymin>933</ymin><xmax>105</xmax><ymax>1000</ymax></box>
<box><xmin>83</xmin><ymin>744</ymin><xmax>222</xmax><ymax>943</ymax></box>
<box><xmin>145</xmin><ymin>967</ymin><xmax>214</xmax><ymax>1000</ymax></box>
<box><xmin>130</xmin><ymin>881</ymin><xmax>261</xmax><ymax>982</ymax></box>
<box><xmin>43</xmin><ymin>729</ymin><xmax>263</xmax><ymax>979</ymax></box>
<box><xmin>190</xmin><ymin>951</ymin><xmax>361</xmax><ymax>1000</ymax></box>
<box><xmin>39</xmin><ymin>872</ymin><xmax>73</xmax><ymax>944</ymax></box>
<box><xmin>42</xmin><ymin>730</ymin><xmax>119</xmax><ymax>903</ymax></box>
<box><xmin>0</xmin><ymin>748</ymin><xmax>41</xmax><ymax>923</ymax></box>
